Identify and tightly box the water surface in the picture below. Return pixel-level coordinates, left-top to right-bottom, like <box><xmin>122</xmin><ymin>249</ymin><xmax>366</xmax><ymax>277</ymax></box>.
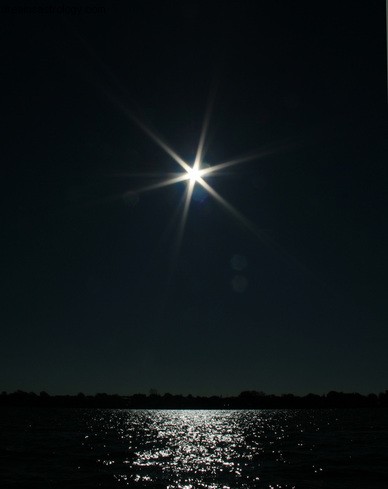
<box><xmin>1</xmin><ymin>409</ymin><xmax>387</xmax><ymax>488</ymax></box>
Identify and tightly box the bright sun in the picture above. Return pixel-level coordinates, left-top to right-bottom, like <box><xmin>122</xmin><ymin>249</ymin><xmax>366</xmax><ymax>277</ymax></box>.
<box><xmin>187</xmin><ymin>166</ymin><xmax>201</xmax><ymax>183</ymax></box>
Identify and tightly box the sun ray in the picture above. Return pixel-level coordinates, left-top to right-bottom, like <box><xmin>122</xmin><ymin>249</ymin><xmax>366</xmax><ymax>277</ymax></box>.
<box><xmin>127</xmin><ymin>113</ymin><xmax>192</xmax><ymax>173</ymax></box>
<box><xmin>175</xmin><ymin>178</ymin><xmax>196</xmax><ymax>251</ymax></box>
<box><xmin>67</xmin><ymin>32</ymin><xmax>191</xmax><ymax>175</ymax></box>
<box><xmin>193</xmin><ymin>87</ymin><xmax>216</xmax><ymax>172</ymax></box>
<box><xmin>73</xmin><ymin>44</ymin><xmax>192</xmax><ymax>175</ymax></box>
<box><xmin>128</xmin><ymin>173</ymin><xmax>190</xmax><ymax>195</ymax></box>
<box><xmin>197</xmin><ymin>177</ymin><xmax>308</xmax><ymax>271</ymax></box>
<box><xmin>199</xmin><ymin>142</ymin><xmax>293</xmax><ymax>178</ymax></box>
<box><xmin>109</xmin><ymin>171</ymin><xmax>184</xmax><ymax>178</ymax></box>
<box><xmin>200</xmin><ymin>152</ymin><xmax>267</xmax><ymax>177</ymax></box>
<box><xmin>196</xmin><ymin>177</ymin><xmax>272</xmax><ymax>245</ymax></box>
<box><xmin>98</xmin><ymin>82</ymin><xmax>192</xmax><ymax>175</ymax></box>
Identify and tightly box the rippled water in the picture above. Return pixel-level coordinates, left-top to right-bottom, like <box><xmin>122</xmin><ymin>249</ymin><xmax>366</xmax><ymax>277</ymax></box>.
<box><xmin>1</xmin><ymin>408</ymin><xmax>388</xmax><ymax>488</ymax></box>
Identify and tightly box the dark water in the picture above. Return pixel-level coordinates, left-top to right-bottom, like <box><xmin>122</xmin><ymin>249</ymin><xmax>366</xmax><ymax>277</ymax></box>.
<box><xmin>1</xmin><ymin>409</ymin><xmax>388</xmax><ymax>488</ymax></box>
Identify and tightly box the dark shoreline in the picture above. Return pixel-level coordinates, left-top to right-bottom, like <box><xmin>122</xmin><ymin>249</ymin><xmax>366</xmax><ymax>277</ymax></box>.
<box><xmin>2</xmin><ymin>390</ymin><xmax>388</xmax><ymax>409</ymax></box>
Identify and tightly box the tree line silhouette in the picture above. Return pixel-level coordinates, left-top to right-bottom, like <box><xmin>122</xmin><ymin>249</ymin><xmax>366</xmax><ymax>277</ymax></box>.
<box><xmin>1</xmin><ymin>390</ymin><xmax>388</xmax><ymax>409</ymax></box>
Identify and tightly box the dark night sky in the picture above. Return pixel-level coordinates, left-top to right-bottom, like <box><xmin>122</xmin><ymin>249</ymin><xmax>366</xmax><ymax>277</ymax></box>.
<box><xmin>1</xmin><ymin>1</ymin><xmax>387</xmax><ymax>395</ymax></box>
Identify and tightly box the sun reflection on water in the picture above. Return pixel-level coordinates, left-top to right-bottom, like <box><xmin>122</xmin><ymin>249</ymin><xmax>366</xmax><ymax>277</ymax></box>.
<box><xmin>134</xmin><ymin>411</ymin><xmax>244</xmax><ymax>484</ymax></box>
<box><xmin>84</xmin><ymin>409</ymin><xmax>310</xmax><ymax>488</ymax></box>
